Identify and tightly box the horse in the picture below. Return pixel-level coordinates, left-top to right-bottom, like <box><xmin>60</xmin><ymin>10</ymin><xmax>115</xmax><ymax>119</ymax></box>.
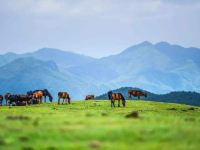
<box><xmin>58</xmin><ymin>92</ymin><xmax>71</xmax><ymax>104</ymax></box>
<box><xmin>15</xmin><ymin>94</ymin><xmax>33</xmax><ymax>106</ymax></box>
<box><xmin>85</xmin><ymin>95</ymin><xmax>95</xmax><ymax>100</ymax></box>
<box><xmin>108</xmin><ymin>91</ymin><xmax>126</xmax><ymax>107</ymax></box>
<box><xmin>4</xmin><ymin>93</ymin><xmax>11</xmax><ymax>105</ymax></box>
<box><xmin>6</xmin><ymin>94</ymin><xmax>17</xmax><ymax>106</ymax></box>
<box><xmin>33</xmin><ymin>91</ymin><xmax>43</xmax><ymax>104</ymax></box>
<box><xmin>32</xmin><ymin>89</ymin><xmax>53</xmax><ymax>103</ymax></box>
<box><xmin>128</xmin><ymin>90</ymin><xmax>147</xmax><ymax>100</ymax></box>
<box><xmin>5</xmin><ymin>94</ymin><xmax>33</xmax><ymax>106</ymax></box>
<box><xmin>0</xmin><ymin>95</ymin><xmax>3</xmax><ymax>106</ymax></box>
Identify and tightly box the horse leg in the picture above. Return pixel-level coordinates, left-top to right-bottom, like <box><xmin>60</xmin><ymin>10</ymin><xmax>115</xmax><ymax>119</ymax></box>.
<box><xmin>118</xmin><ymin>100</ymin><xmax>120</xmax><ymax>107</ymax></box>
<box><xmin>44</xmin><ymin>96</ymin><xmax>46</xmax><ymax>103</ymax></box>
<box><xmin>129</xmin><ymin>94</ymin><xmax>131</xmax><ymax>100</ymax></box>
<box><xmin>62</xmin><ymin>98</ymin><xmax>64</xmax><ymax>104</ymax></box>
<box><xmin>68</xmin><ymin>98</ymin><xmax>70</xmax><ymax>104</ymax></box>
<box><xmin>58</xmin><ymin>97</ymin><xmax>60</xmax><ymax>104</ymax></box>
<box><xmin>113</xmin><ymin>100</ymin><xmax>115</xmax><ymax>107</ymax></box>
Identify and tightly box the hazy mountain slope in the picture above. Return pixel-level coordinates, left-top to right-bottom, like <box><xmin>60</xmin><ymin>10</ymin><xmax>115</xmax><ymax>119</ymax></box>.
<box><xmin>0</xmin><ymin>57</ymin><xmax>89</xmax><ymax>99</ymax></box>
<box><xmin>26</xmin><ymin>48</ymin><xmax>96</xmax><ymax>70</ymax></box>
<box><xmin>0</xmin><ymin>48</ymin><xmax>96</xmax><ymax>70</ymax></box>
<box><xmin>68</xmin><ymin>41</ymin><xmax>200</xmax><ymax>94</ymax></box>
<box><xmin>0</xmin><ymin>52</ymin><xmax>20</xmax><ymax>67</ymax></box>
<box><xmin>0</xmin><ymin>41</ymin><xmax>200</xmax><ymax>99</ymax></box>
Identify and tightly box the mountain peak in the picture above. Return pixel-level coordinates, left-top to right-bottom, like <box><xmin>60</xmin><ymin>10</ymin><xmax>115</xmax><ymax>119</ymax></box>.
<box><xmin>36</xmin><ymin>47</ymin><xmax>65</xmax><ymax>53</ymax></box>
<box><xmin>155</xmin><ymin>41</ymin><xmax>171</xmax><ymax>47</ymax></box>
<box><xmin>140</xmin><ymin>41</ymin><xmax>153</xmax><ymax>46</ymax></box>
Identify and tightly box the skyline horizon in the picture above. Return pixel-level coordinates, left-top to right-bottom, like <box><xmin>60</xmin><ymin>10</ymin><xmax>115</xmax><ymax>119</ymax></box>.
<box><xmin>1</xmin><ymin>40</ymin><xmax>200</xmax><ymax>58</ymax></box>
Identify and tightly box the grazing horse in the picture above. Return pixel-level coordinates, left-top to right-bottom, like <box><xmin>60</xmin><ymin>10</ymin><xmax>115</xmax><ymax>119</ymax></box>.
<box><xmin>128</xmin><ymin>90</ymin><xmax>147</xmax><ymax>100</ymax></box>
<box><xmin>6</xmin><ymin>94</ymin><xmax>17</xmax><ymax>106</ymax></box>
<box><xmin>108</xmin><ymin>91</ymin><xmax>126</xmax><ymax>107</ymax></box>
<box><xmin>58</xmin><ymin>92</ymin><xmax>71</xmax><ymax>104</ymax></box>
<box><xmin>33</xmin><ymin>91</ymin><xmax>43</xmax><ymax>104</ymax></box>
<box><xmin>15</xmin><ymin>94</ymin><xmax>33</xmax><ymax>106</ymax></box>
<box><xmin>0</xmin><ymin>95</ymin><xmax>3</xmax><ymax>106</ymax></box>
<box><xmin>32</xmin><ymin>89</ymin><xmax>53</xmax><ymax>103</ymax></box>
<box><xmin>43</xmin><ymin>89</ymin><xmax>53</xmax><ymax>102</ymax></box>
<box><xmin>4</xmin><ymin>93</ymin><xmax>11</xmax><ymax>105</ymax></box>
<box><xmin>85</xmin><ymin>95</ymin><xmax>95</xmax><ymax>100</ymax></box>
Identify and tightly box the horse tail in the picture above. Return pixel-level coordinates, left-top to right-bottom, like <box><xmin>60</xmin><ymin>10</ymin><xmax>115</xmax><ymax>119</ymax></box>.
<box><xmin>120</xmin><ymin>93</ymin><xmax>126</xmax><ymax>107</ymax></box>
<box><xmin>120</xmin><ymin>94</ymin><xmax>125</xmax><ymax>101</ymax></box>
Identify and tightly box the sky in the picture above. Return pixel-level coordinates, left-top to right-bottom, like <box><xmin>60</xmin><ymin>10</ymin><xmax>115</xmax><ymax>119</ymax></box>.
<box><xmin>0</xmin><ymin>0</ymin><xmax>200</xmax><ymax>58</ymax></box>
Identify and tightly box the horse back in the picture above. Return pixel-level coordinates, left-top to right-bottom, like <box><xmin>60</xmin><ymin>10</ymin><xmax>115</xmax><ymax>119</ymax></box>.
<box><xmin>58</xmin><ymin>92</ymin><xmax>69</xmax><ymax>98</ymax></box>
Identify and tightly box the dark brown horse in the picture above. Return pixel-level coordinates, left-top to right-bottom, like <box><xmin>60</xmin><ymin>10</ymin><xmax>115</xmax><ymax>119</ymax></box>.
<box><xmin>58</xmin><ymin>92</ymin><xmax>71</xmax><ymax>104</ymax></box>
<box><xmin>15</xmin><ymin>94</ymin><xmax>33</xmax><ymax>106</ymax></box>
<box><xmin>0</xmin><ymin>95</ymin><xmax>3</xmax><ymax>106</ymax></box>
<box><xmin>4</xmin><ymin>94</ymin><xmax>32</xmax><ymax>106</ymax></box>
<box><xmin>128</xmin><ymin>90</ymin><xmax>147</xmax><ymax>100</ymax></box>
<box><xmin>85</xmin><ymin>95</ymin><xmax>95</xmax><ymax>100</ymax></box>
<box><xmin>108</xmin><ymin>91</ymin><xmax>126</xmax><ymax>107</ymax></box>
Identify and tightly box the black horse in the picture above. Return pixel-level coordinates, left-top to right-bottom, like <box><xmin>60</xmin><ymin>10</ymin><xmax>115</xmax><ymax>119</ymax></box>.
<box><xmin>28</xmin><ymin>89</ymin><xmax>53</xmax><ymax>103</ymax></box>
<box><xmin>6</xmin><ymin>94</ymin><xmax>33</xmax><ymax>106</ymax></box>
<box><xmin>108</xmin><ymin>91</ymin><xmax>126</xmax><ymax>107</ymax></box>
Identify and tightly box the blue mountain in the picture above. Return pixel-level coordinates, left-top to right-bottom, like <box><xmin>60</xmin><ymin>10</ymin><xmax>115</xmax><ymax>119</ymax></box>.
<box><xmin>0</xmin><ymin>41</ymin><xmax>200</xmax><ymax>99</ymax></box>
<box><xmin>68</xmin><ymin>41</ymin><xmax>200</xmax><ymax>94</ymax></box>
<box><xmin>0</xmin><ymin>57</ymin><xmax>89</xmax><ymax>99</ymax></box>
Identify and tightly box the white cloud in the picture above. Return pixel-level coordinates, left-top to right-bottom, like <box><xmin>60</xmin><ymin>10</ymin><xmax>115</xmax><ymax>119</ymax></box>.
<box><xmin>0</xmin><ymin>0</ymin><xmax>199</xmax><ymax>57</ymax></box>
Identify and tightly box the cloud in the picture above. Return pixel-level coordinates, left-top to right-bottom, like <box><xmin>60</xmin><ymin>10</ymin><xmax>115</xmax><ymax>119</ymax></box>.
<box><xmin>161</xmin><ymin>0</ymin><xmax>200</xmax><ymax>5</ymax></box>
<box><xmin>0</xmin><ymin>0</ymin><xmax>199</xmax><ymax>57</ymax></box>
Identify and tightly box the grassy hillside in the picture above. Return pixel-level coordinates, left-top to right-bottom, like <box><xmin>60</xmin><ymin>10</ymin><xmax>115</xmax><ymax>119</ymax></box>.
<box><xmin>0</xmin><ymin>100</ymin><xmax>199</xmax><ymax>150</ymax></box>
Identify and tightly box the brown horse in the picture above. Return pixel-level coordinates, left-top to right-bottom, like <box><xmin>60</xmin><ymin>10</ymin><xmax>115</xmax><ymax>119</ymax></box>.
<box><xmin>33</xmin><ymin>91</ymin><xmax>43</xmax><ymax>104</ymax></box>
<box><xmin>0</xmin><ymin>95</ymin><xmax>3</xmax><ymax>106</ymax></box>
<box><xmin>85</xmin><ymin>95</ymin><xmax>95</xmax><ymax>100</ymax></box>
<box><xmin>108</xmin><ymin>91</ymin><xmax>126</xmax><ymax>107</ymax></box>
<box><xmin>128</xmin><ymin>90</ymin><xmax>147</xmax><ymax>100</ymax></box>
<box><xmin>58</xmin><ymin>92</ymin><xmax>71</xmax><ymax>104</ymax></box>
<box><xmin>31</xmin><ymin>89</ymin><xmax>53</xmax><ymax>103</ymax></box>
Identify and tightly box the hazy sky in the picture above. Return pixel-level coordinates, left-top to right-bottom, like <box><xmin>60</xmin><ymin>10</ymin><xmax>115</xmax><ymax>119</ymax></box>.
<box><xmin>0</xmin><ymin>0</ymin><xmax>200</xmax><ymax>57</ymax></box>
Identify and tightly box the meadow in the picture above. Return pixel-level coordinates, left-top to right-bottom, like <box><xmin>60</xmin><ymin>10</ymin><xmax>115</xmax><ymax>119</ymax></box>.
<box><xmin>0</xmin><ymin>100</ymin><xmax>199</xmax><ymax>150</ymax></box>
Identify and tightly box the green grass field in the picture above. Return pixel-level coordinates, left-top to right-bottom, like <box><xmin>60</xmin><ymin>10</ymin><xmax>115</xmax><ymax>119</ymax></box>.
<box><xmin>0</xmin><ymin>100</ymin><xmax>199</xmax><ymax>150</ymax></box>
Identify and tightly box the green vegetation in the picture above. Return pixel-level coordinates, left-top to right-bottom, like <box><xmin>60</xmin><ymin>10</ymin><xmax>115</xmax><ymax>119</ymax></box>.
<box><xmin>0</xmin><ymin>100</ymin><xmax>199</xmax><ymax>150</ymax></box>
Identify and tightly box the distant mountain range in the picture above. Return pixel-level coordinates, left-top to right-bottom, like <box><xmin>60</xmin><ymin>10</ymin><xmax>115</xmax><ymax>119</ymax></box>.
<box><xmin>0</xmin><ymin>41</ymin><xmax>200</xmax><ymax>100</ymax></box>
<box><xmin>95</xmin><ymin>87</ymin><xmax>200</xmax><ymax>106</ymax></box>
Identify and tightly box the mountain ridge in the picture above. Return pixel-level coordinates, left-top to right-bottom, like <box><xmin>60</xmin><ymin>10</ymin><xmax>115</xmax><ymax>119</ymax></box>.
<box><xmin>0</xmin><ymin>41</ymin><xmax>200</xmax><ymax>99</ymax></box>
